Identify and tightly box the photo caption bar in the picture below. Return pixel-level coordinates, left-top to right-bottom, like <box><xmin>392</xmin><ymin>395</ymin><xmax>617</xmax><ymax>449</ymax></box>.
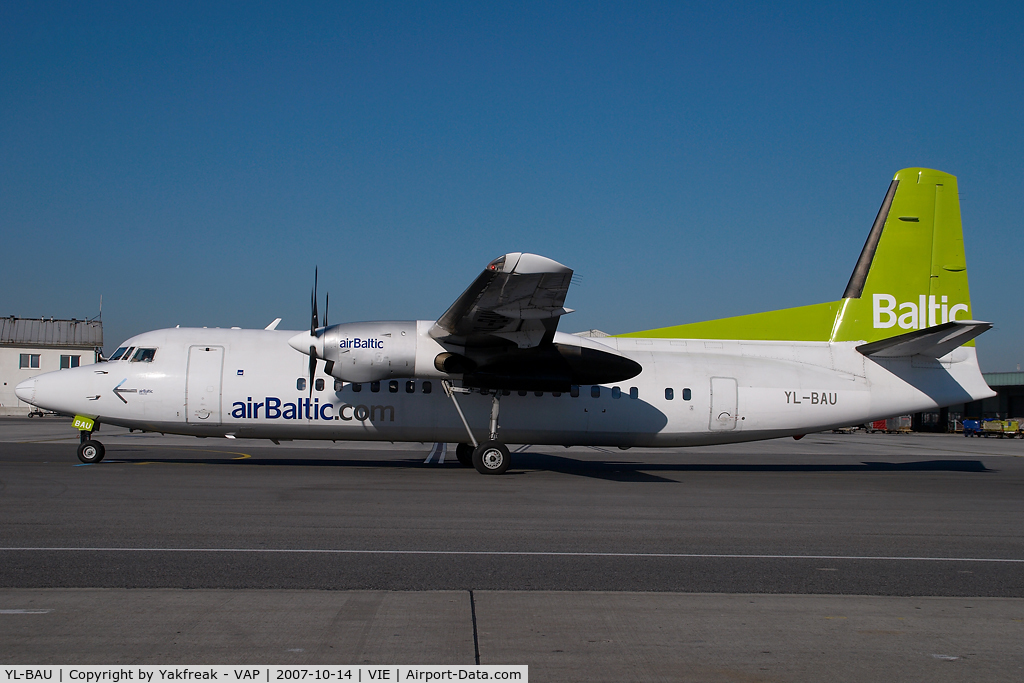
<box><xmin>2</xmin><ymin>666</ymin><xmax>527</xmax><ymax>683</ymax></box>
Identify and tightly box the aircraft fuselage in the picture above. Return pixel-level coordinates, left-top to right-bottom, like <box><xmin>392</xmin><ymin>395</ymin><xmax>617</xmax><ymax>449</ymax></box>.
<box><xmin>19</xmin><ymin>326</ymin><xmax>992</xmax><ymax>448</ymax></box>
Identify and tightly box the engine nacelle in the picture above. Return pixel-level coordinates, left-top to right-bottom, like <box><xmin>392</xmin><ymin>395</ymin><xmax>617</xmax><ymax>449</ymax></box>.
<box><xmin>288</xmin><ymin>320</ymin><xmax>454</xmax><ymax>383</ymax></box>
<box><xmin>288</xmin><ymin>321</ymin><xmax>640</xmax><ymax>388</ymax></box>
<box><xmin>319</xmin><ymin>321</ymin><xmax>416</xmax><ymax>383</ymax></box>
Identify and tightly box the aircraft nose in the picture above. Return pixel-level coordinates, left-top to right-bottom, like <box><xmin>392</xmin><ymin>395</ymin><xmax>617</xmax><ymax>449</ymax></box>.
<box><xmin>15</xmin><ymin>377</ymin><xmax>37</xmax><ymax>404</ymax></box>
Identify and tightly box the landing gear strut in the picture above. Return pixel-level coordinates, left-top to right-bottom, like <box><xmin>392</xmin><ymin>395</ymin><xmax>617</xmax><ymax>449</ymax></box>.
<box><xmin>443</xmin><ymin>380</ymin><xmax>511</xmax><ymax>475</ymax></box>
<box><xmin>77</xmin><ymin>430</ymin><xmax>105</xmax><ymax>464</ymax></box>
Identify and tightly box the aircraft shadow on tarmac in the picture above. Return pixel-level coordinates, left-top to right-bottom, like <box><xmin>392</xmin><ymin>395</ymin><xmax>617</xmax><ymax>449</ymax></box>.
<box><xmin>96</xmin><ymin>449</ymin><xmax>993</xmax><ymax>483</ymax></box>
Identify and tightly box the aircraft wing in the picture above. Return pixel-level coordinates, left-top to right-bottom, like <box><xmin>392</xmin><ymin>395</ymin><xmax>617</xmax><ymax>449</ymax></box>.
<box><xmin>856</xmin><ymin>320</ymin><xmax>992</xmax><ymax>358</ymax></box>
<box><xmin>430</xmin><ymin>253</ymin><xmax>574</xmax><ymax>348</ymax></box>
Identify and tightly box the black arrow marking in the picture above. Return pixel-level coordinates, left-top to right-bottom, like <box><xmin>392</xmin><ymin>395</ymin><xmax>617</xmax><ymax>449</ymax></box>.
<box><xmin>113</xmin><ymin>379</ymin><xmax>137</xmax><ymax>404</ymax></box>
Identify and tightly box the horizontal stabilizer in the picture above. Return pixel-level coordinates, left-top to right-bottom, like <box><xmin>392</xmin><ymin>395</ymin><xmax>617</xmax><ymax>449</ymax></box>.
<box><xmin>856</xmin><ymin>320</ymin><xmax>991</xmax><ymax>358</ymax></box>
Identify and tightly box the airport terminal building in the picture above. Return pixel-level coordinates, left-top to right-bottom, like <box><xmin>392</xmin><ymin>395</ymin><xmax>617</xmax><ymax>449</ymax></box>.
<box><xmin>0</xmin><ymin>316</ymin><xmax>103</xmax><ymax>416</ymax></box>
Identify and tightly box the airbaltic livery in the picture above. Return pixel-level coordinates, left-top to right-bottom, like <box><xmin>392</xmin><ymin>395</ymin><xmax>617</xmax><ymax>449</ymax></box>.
<box><xmin>16</xmin><ymin>169</ymin><xmax>995</xmax><ymax>474</ymax></box>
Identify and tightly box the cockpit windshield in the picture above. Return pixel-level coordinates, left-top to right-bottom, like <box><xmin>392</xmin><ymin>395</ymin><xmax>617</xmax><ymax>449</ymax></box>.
<box><xmin>130</xmin><ymin>348</ymin><xmax>157</xmax><ymax>362</ymax></box>
<box><xmin>109</xmin><ymin>347</ymin><xmax>129</xmax><ymax>361</ymax></box>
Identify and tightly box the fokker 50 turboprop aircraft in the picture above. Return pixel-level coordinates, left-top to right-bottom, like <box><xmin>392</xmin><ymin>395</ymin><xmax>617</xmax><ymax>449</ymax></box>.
<box><xmin>17</xmin><ymin>168</ymin><xmax>995</xmax><ymax>474</ymax></box>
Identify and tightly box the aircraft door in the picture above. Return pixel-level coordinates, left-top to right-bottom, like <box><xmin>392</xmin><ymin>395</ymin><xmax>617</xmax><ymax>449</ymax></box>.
<box><xmin>709</xmin><ymin>376</ymin><xmax>738</xmax><ymax>431</ymax></box>
<box><xmin>186</xmin><ymin>346</ymin><xmax>224</xmax><ymax>424</ymax></box>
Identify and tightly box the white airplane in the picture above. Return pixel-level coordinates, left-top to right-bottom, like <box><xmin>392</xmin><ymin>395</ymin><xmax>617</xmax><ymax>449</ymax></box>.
<box><xmin>17</xmin><ymin>168</ymin><xmax>994</xmax><ymax>474</ymax></box>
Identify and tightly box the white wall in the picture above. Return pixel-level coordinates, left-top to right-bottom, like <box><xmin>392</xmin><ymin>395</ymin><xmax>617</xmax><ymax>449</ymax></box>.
<box><xmin>0</xmin><ymin>347</ymin><xmax>97</xmax><ymax>416</ymax></box>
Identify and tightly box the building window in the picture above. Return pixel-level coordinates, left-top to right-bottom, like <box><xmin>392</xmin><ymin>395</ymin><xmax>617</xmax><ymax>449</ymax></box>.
<box><xmin>665</xmin><ymin>388</ymin><xmax>674</xmax><ymax>400</ymax></box>
<box><xmin>19</xmin><ymin>354</ymin><xmax>40</xmax><ymax>369</ymax></box>
<box><xmin>314</xmin><ymin>378</ymin><xmax>324</xmax><ymax>392</ymax></box>
<box><xmin>683</xmin><ymin>388</ymin><xmax>692</xmax><ymax>401</ymax></box>
<box><xmin>60</xmin><ymin>355</ymin><xmax>81</xmax><ymax>369</ymax></box>
<box><xmin>591</xmin><ymin>385</ymin><xmax>601</xmax><ymax>398</ymax></box>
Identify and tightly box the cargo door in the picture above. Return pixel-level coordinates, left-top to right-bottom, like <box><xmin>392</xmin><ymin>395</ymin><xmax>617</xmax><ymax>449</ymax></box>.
<box><xmin>709</xmin><ymin>376</ymin><xmax>738</xmax><ymax>431</ymax></box>
<box><xmin>186</xmin><ymin>345</ymin><xmax>224</xmax><ymax>424</ymax></box>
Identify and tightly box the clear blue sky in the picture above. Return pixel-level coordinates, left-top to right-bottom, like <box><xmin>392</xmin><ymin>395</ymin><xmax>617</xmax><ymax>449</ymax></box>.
<box><xmin>2</xmin><ymin>2</ymin><xmax>1022</xmax><ymax>370</ymax></box>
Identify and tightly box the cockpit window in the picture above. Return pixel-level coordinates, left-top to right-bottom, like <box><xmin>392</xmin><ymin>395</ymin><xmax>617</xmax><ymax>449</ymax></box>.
<box><xmin>109</xmin><ymin>347</ymin><xmax>129</xmax><ymax>361</ymax></box>
<box><xmin>122</xmin><ymin>347</ymin><xmax>136</xmax><ymax>361</ymax></box>
<box><xmin>130</xmin><ymin>348</ymin><xmax>157</xmax><ymax>363</ymax></box>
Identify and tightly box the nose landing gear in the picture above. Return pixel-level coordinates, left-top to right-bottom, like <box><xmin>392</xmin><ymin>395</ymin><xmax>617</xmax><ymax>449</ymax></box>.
<box><xmin>77</xmin><ymin>430</ymin><xmax>105</xmax><ymax>464</ymax></box>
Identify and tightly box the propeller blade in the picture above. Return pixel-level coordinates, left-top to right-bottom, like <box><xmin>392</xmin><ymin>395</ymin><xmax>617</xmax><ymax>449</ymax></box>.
<box><xmin>324</xmin><ymin>292</ymin><xmax>328</xmax><ymax>331</ymax></box>
<box><xmin>310</xmin><ymin>267</ymin><xmax>319</xmax><ymax>336</ymax></box>
<box><xmin>309</xmin><ymin>346</ymin><xmax>317</xmax><ymax>399</ymax></box>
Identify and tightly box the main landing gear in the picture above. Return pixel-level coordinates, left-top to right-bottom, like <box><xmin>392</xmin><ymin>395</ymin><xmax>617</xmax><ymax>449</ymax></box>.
<box><xmin>77</xmin><ymin>430</ymin><xmax>105</xmax><ymax>464</ymax></box>
<box><xmin>444</xmin><ymin>381</ymin><xmax>511</xmax><ymax>475</ymax></box>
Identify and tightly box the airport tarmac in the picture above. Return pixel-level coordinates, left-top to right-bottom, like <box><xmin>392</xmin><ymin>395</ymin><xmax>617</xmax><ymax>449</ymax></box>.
<box><xmin>1</xmin><ymin>417</ymin><xmax>1022</xmax><ymax>680</ymax></box>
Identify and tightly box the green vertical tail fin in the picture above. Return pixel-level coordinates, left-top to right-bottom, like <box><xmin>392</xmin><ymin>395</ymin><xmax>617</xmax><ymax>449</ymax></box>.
<box><xmin>832</xmin><ymin>168</ymin><xmax>973</xmax><ymax>342</ymax></box>
<box><xmin>619</xmin><ymin>168</ymin><xmax>974</xmax><ymax>343</ymax></box>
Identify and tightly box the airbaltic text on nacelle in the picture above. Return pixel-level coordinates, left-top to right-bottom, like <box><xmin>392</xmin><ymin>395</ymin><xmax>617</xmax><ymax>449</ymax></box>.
<box><xmin>340</xmin><ymin>338</ymin><xmax>384</xmax><ymax>349</ymax></box>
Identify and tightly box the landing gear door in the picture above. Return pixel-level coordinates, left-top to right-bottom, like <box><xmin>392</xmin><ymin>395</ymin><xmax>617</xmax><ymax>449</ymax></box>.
<box><xmin>186</xmin><ymin>346</ymin><xmax>224</xmax><ymax>424</ymax></box>
<box><xmin>709</xmin><ymin>376</ymin><xmax>738</xmax><ymax>431</ymax></box>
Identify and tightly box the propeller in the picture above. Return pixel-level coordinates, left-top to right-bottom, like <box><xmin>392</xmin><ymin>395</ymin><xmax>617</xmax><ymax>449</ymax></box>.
<box><xmin>323</xmin><ymin>292</ymin><xmax>335</xmax><ymax>376</ymax></box>
<box><xmin>308</xmin><ymin>268</ymin><xmax>319</xmax><ymax>399</ymax></box>
<box><xmin>306</xmin><ymin>268</ymin><xmax>335</xmax><ymax>397</ymax></box>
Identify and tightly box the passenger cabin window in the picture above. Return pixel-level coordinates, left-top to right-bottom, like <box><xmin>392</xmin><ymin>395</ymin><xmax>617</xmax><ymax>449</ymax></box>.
<box><xmin>334</xmin><ymin>379</ymin><xmax>344</xmax><ymax>392</ymax></box>
<box><xmin>315</xmin><ymin>378</ymin><xmax>324</xmax><ymax>392</ymax></box>
<box><xmin>389</xmin><ymin>380</ymin><xmax>399</xmax><ymax>393</ymax></box>
<box><xmin>406</xmin><ymin>380</ymin><xmax>415</xmax><ymax>393</ymax></box>
<box><xmin>297</xmin><ymin>378</ymin><xmax>306</xmax><ymax>391</ymax></box>
<box><xmin>371</xmin><ymin>381</ymin><xmax>381</xmax><ymax>392</ymax></box>
<box><xmin>665</xmin><ymin>388</ymin><xmax>674</xmax><ymax>400</ymax></box>
<box><xmin>422</xmin><ymin>381</ymin><xmax>432</xmax><ymax>394</ymax></box>
<box><xmin>131</xmin><ymin>348</ymin><xmax>156</xmax><ymax>363</ymax></box>
<box><xmin>683</xmin><ymin>388</ymin><xmax>692</xmax><ymax>401</ymax></box>
<box><xmin>591</xmin><ymin>386</ymin><xmax>601</xmax><ymax>398</ymax></box>
<box><xmin>502</xmin><ymin>389</ymin><xmax>511</xmax><ymax>396</ymax></box>
<box><xmin>60</xmin><ymin>355</ymin><xmax>81</xmax><ymax>369</ymax></box>
<box><xmin>534</xmin><ymin>391</ymin><xmax>543</xmax><ymax>397</ymax></box>
<box><xmin>518</xmin><ymin>390</ymin><xmax>528</xmax><ymax>397</ymax></box>
<box><xmin>612</xmin><ymin>387</ymin><xmax>621</xmax><ymax>399</ymax></box>
<box><xmin>629</xmin><ymin>387</ymin><xmax>638</xmax><ymax>399</ymax></box>
<box><xmin>570</xmin><ymin>385</ymin><xmax>580</xmax><ymax>398</ymax></box>
<box><xmin>552</xmin><ymin>391</ymin><xmax>561</xmax><ymax>397</ymax></box>
<box><xmin>109</xmin><ymin>347</ymin><xmax>129</xmax><ymax>361</ymax></box>
<box><xmin>351</xmin><ymin>383</ymin><xmax>362</xmax><ymax>392</ymax></box>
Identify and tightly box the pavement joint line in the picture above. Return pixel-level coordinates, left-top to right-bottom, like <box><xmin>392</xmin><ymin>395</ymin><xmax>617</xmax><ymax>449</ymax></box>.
<box><xmin>1</xmin><ymin>548</ymin><xmax>1022</xmax><ymax>563</ymax></box>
